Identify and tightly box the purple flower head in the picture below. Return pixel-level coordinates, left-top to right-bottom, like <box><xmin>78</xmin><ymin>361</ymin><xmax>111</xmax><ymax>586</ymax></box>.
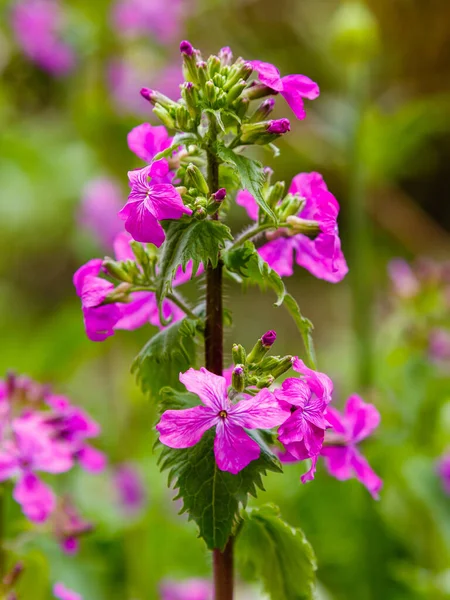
<box><xmin>267</xmin><ymin>118</ymin><xmax>290</xmax><ymax>134</ymax></box>
<box><xmin>78</xmin><ymin>178</ymin><xmax>124</xmax><ymax>249</ymax></box>
<box><xmin>212</xmin><ymin>188</ymin><xmax>227</xmax><ymax>201</ymax></box>
<box><xmin>11</xmin><ymin>0</ymin><xmax>76</xmax><ymax>76</ymax></box>
<box><xmin>276</xmin><ymin>359</ymin><xmax>333</xmax><ymax>482</ymax></box>
<box><xmin>261</xmin><ymin>330</ymin><xmax>277</xmax><ymax>347</ymax></box>
<box><xmin>322</xmin><ymin>395</ymin><xmax>382</xmax><ymax>499</ymax></box>
<box><xmin>111</xmin><ymin>0</ymin><xmax>186</xmax><ymax>43</ymax></box>
<box><xmin>53</xmin><ymin>583</ymin><xmax>82</xmax><ymax>600</ymax></box>
<box><xmin>250</xmin><ymin>60</ymin><xmax>319</xmax><ymax>120</ymax></box>
<box><xmin>180</xmin><ymin>40</ymin><xmax>194</xmax><ymax>56</ymax></box>
<box><xmin>160</xmin><ymin>578</ymin><xmax>213</xmax><ymax>600</ymax></box>
<box><xmin>156</xmin><ymin>368</ymin><xmax>289</xmax><ymax>474</ymax></box>
<box><xmin>437</xmin><ymin>454</ymin><xmax>450</xmax><ymax>495</ymax></box>
<box><xmin>388</xmin><ymin>259</ymin><xmax>419</xmax><ymax>298</ymax></box>
<box><xmin>114</xmin><ymin>462</ymin><xmax>147</xmax><ymax>514</ymax></box>
<box><xmin>119</xmin><ymin>166</ymin><xmax>192</xmax><ymax>246</ymax></box>
<box><xmin>238</xmin><ymin>172</ymin><xmax>348</xmax><ymax>283</ymax></box>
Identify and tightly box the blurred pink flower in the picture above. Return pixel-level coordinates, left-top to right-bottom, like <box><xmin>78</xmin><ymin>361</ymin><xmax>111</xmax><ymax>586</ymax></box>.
<box><xmin>437</xmin><ymin>454</ymin><xmax>450</xmax><ymax>495</ymax></box>
<box><xmin>111</xmin><ymin>0</ymin><xmax>188</xmax><ymax>43</ymax></box>
<box><xmin>53</xmin><ymin>582</ymin><xmax>82</xmax><ymax>600</ymax></box>
<box><xmin>388</xmin><ymin>258</ymin><xmax>419</xmax><ymax>298</ymax></box>
<box><xmin>53</xmin><ymin>496</ymin><xmax>93</xmax><ymax>554</ymax></box>
<box><xmin>429</xmin><ymin>328</ymin><xmax>450</xmax><ymax>362</ymax></box>
<box><xmin>160</xmin><ymin>578</ymin><xmax>212</xmax><ymax>600</ymax></box>
<box><xmin>114</xmin><ymin>463</ymin><xmax>147</xmax><ymax>514</ymax></box>
<box><xmin>11</xmin><ymin>0</ymin><xmax>76</xmax><ymax>76</ymax></box>
<box><xmin>79</xmin><ymin>178</ymin><xmax>124</xmax><ymax>249</ymax></box>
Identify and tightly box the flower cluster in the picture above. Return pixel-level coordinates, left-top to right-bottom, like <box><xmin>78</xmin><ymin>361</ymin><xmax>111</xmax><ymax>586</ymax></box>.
<box><xmin>156</xmin><ymin>334</ymin><xmax>381</xmax><ymax>497</ymax></box>
<box><xmin>0</xmin><ymin>373</ymin><xmax>104</xmax><ymax>523</ymax></box>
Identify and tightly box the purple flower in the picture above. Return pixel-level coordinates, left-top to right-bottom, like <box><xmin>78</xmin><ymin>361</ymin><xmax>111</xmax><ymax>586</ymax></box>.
<box><xmin>53</xmin><ymin>583</ymin><xmax>82</xmax><ymax>600</ymax></box>
<box><xmin>111</xmin><ymin>0</ymin><xmax>186</xmax><ymax>43</ymax></box>
<box><xmin>238</xmin><ymin>172</ymin><xmax>348</xmax><ymax>283</ymax></box>
<box><xmin>52</xmin><ymin>496</ymin><xmax>93</xmax><ymax>555</ymax></box>
<box><xmin>437</xmin><ymin>454</ymin><xmax>450</xmax><ymax>495</ymax></box>
<box><xmin>73</xmin><ymin>232</ymin><xmax>195</xmax><ymax>342</ymax></box>
<box><xmin>156</xmin><ymin>367</ymin><xmax>289</xmax><ymax>474</ymax></box>
<box><xmin>388</xmin><ymin>258</ymin><xmax>419</xmax><ymax>298</ymax></box>
<box><xmin>322</xmin><ymin>395</ymin><xmax>382</xmax><ymax>499</ymax></box>
<box><xmin>78</xmin><ymin>178</ymin><xmax>124</xmax><ymax>248</ymax></box>
<box><xmin>114</xmin><ymin>463</ymin><xmax>147</xmax><ymax>514</ymax></box>
<box><xmin>276</xmin><ymin>358</ymin><xmax>333</xmax><ymax>482</ymax></box>
<box><xmin>160</xmin><ymin>578</ymin><xmax>212</xmax><ymax>600</ymax></box>
<box><xmin>429</xmin><ymin>328</ymin><xmax>450</xmax><ymax>362</ymax></box>
<box><xmin>212</xmin><ymin>188</ymin><xmax>227</xmax><ymax>201</ymax></box>
<box><xmin>250</xmin><ymin>60</ymin><xmax>319</xmax><ymax>120</ymax></box>
<box><xmin>11</xmin><ymin>0</ymin><xmax>76</xmax><ymax>76</ymax></box>
<box><xmin>261</xmin><ymin>330</ymin><xmax>277</xmax><ymax>347</ymax></box>
<box><xmin>127</xmin><ymin>123</ymin><xmax>172</xmax><ymax>166</ymax></box>
<box><xmin>119</xmin><ymin>166</ymin><xmax>192</xmax><ymax>246</ymax></box>
<box><xmin>180</xmin><ymin>40</ymin><xmax>194</xmax><ymax>56</ymax></box>
<box><xmin>267</xmin><ymin>118</ymin><xmax>290</xmax><ymax>134</ymax></box>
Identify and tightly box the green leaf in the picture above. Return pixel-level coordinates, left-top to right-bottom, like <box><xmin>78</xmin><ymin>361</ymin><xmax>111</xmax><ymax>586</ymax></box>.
<box><xmin>216</xmin><ymin>143</ymin><xmax>277</xmax><ymax>222</ymax></box>
<box><xmin>223</xmin><ymin>241</ymin><xmax>285</xmax><ymax>306</ymax></box>
<box><xmin>131</xmin><ymin>317</ymin><xmax>199</xmax><ymax>398</ymax></box>
<box><xmin>157</xmin><ymin>403</ymin><xmax>282</xmax><ymax>549</ymax></box>
<box><xmin>283</xmin><ymin>294</ymin><xmax>317</xmax><ymax>369</ymax></box>
<box><xmin>152</xmin><ymin>133</ymin><xmax>199</xmax><ymax>161</ymax></box>
<box><xmin>236</xmin><ymin>504</ymin><xmax>317</xmax><ymax>600</ymax></box>
<box><xmin>157</xmin><ymin>219</ymin><xmax>233</xmax><ymax>306</ymax></box>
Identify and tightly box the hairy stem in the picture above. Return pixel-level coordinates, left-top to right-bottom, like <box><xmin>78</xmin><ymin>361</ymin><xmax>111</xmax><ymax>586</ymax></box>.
<box><xmin>205</xmin><ymin>118</ymin><xmax>233</xmax><ymax>600</ymax></box>
<box><xmin>230</xmin><ymin>222</ymin><xmax>289</xmax><ymax>249</ymax></box>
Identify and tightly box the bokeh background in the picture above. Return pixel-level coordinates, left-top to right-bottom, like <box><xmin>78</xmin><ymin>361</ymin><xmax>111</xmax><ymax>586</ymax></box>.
<box><xmin>1</xmin><ymin>0</ymin><xmax>450</xmax><ymax>598</ymax></box>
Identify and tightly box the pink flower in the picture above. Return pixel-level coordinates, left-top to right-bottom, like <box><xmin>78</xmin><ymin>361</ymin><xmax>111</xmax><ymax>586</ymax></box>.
<box><xmin>437</xmin><ymin>454</ymin><xmax>450</xmax><ymax>495</ymax></box>
<box><xmin>114</xmin><ymin>463</ymin><xmax>147</xmax><ymax>514</ymax></box>
<box><xmin>119</xmin><ymin>166</ymin><xmax>191</xmax><ymax>245</ymax></box>
<box><xmin>250</xmin><ymin>60</ymin><xmax>319</xmax><ymax>120</ymax></box>
<box><xmin>52</xmin><ymin>497</ymin><xmax>93</xmax><ymax>555</ymax></box>
<box><xmin>156</xmin><ymin>368</ymin><xmax>289</xmax><ymax>474</ymax></box>
<box><xmin>127</xmin><ymin>123</ymin><xmax>172</xmax><ymax>166</ymax></box>
<box><xmin>388</xmin><ymin>259</ymin><xmax>419</xmax><ymax>298</ymax></box>
<box><xmin>429</xmin><ymin>328</ymin><xmax>450</xmax><ymax>362</ymax></box>
<box><xmin>111</xmin><ymin>0</ymin><xmax>187</xmax><ymax>43</ymax></box>
<box><xmin>276</xmin><ymin>358</ymin><xmax>333</xmax><ymax>482</ymax></box>
<box><xmin>322</xmin><ymin>395</ymin><xmax>382</xmax><ymax>499</ymax></box>
<box><xmin>237</xmin><ymin>172</ymin><xmax>348</xmax><ymax>283</ymax></box>
<box><xmin>11</xmin><ymin>0</ymin><xmax>75</xmax><ymax>76</ymax></box>
<box><xmin>73</xmin><ymin>233</ymin><xmax>193</xmax><ymax>341</ymax></box>
<box><xmin>78</xmin><ymin>178</ymin><xmax>124</xmax><ymax>248</ymax></box>
<box><xmin>53</xmin><ymin>582</ymin><xmax>82</xmax><ymax>600</ymax></box>
<box><xmin>0</xmin><ymin>414</ymin><xmax>73</xmax><ymax>522</ymax></box>
<box><xmin>160</xmin><ymin>578</ymin><xmax>212</xmax><ymax>600</ymax></box>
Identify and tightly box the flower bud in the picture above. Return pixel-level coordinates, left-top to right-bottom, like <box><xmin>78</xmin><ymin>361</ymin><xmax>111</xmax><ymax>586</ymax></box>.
<box><xmin>153</xmin><ymin>105</ymin><xmax>175</xmax><ymax>129</ymax></box>
<box><xmin>105</xmin><ymin>282</ymin><xmax>133</xmax><ymax>303</ymax></box>
<box><xmin>219</xmin><ymin>46</ymin><xmax>233</xmax><ymax>66</ymax></box>
<box><xmin>180</xmin><ymin>41</ymin><xmax>200</xmax><ymax>83</ymax></box>
<box><xmin>256</xmin><ymin>375</ymin><xmax>274</xmax><ymax>389</ymax></box>
<box><xmin>247</xmin><ymin>332</ymin><xmax>276</xmax><ymax>364</ymax></box>
<box><xmin>249</xmin><ymin>98</ymin><xmax>275</xmax><ymax>123</ymax></box>
<box><xmin>185</xmin><ymin>163</ymin><xmax>209</xmax><ymax>195</ymax></box>
<box><xmin>266</xmin><ymin>181</ymin><xmax>286</xmax><ymax>209</ymax></box>
<box><xmin>204</xmin><ymin>80</ymin><xmax>217</xmax><ymax>105</ymax></box>
<box><xmin>286</xmin><ymin>216</ymin><xmax>321</xmax><ymax>238</ymax></box>
<box><xmin>261</xmin><ymin>330</ymin><xmax>277</xmax><ymax>347</ymax></box>
<box><xmin>140</xmin><ymin>88</ymin><xmax>177</xmax><ymax>111</ymax></box>
<box><xmin>232</xmin><ymin>343</ymin><xmax>247</xmax><ymax>365</ymax></box>
<box><xmin>267</xmin><ymin>118</ymin><xmax>290</xmax><ymax>134</ymax></box>
<box><xmin>226</xmin><ymin>79</ymin><xmax>247</xmax><ymax>103</ymax></box>
<box><xmin>242</xmin><ymin>82</ymin><xmax>274</xmax><ymax>100</ymax></box>
<box><xmin>216</xmin><ymin>90</ymin><xmax>227</xmax><ymax>108</ymax></box>
<box><xmin>180</xmin><ymin>40</ymin><xmax>194</xmax><ymax>57</ymax></box>
<box><xmin>233</xmin><ymin>96</ymin><xmax>250</xmax><ymax>119</ymax></box>
<box><xmin>270</xmin><ymin>355</ymin><xmax>294</xmax><ymax>379</ymax></box>
<box><xmin>196</xmin><ymin>61</ymin><xmax>209</xmax><ymax>88</ymax></box>
<box><xmin>208</xmin><ymin>55</ymin><xmax>222</xmax><ymax>78</ymax></box>
<box><xmin>240</xmin><ymin>119</ymin><xmax>290</xmax><ymax>144</ymax></box>
<box><xmin>194</xmin><ymin>206</ymin><xmax>207</xmax><ymax>219</ymax></box>
<box><xmin>102</xmin><ymin>259</ymin><xmax>134</xmax><ymax>283</ymax></box>
<box><xmin>213</xmin><ymin>73</ymin><xmax>226</xmax><ymax>88</ymax></box>
<box><xmin>130</xmin><ymin>241</ymin><xmax>151</xmax><ymax>274</ymax></box>
<box><xmin>278</xmin><ymin>193</ymin><xmax>305</xmax><ymax>220</ymax></box>
<box><xmin>181</xmin><ymin>82</ymin><xmax>199</xmax><ymax>118</ymax></box>
<box><xmin>212</xmin><ymin>188</ymin><xmax>227</xmax><ymax>202</ymax></box>
<box><xmin>224</xmin><ymin>61</ymin><xmax>253</xmax><ymax>91</ymax></box>
<box><xmin>232</xmin><ymin>365</ymin><xmax>246</xmax><ymax>392</ymax></box>
<box><xmin>176</xmin><ymin>104</ymin><xmax>193</xmax><ymax>131</ymax></box>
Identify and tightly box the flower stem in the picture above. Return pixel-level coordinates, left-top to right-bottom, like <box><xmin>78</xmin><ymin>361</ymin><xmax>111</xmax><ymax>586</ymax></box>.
<box><xmin>205</xmin><ymin>117</ymin><xmax>233</xmax><ymax>600</ymax></box>
<box><xmin>230</xmin><ymin>222</ymin><xmax>289</xmax><ymax>249</ymax></box>
<box><xmin>166</xmin><ymin>292</ymin><xmax>198</xmax><ymax>321</ymax></box>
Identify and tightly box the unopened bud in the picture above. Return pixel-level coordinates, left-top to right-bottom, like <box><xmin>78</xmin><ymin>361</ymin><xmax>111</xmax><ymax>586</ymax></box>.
<box><xmin>176</xmin><ymin>104</ymin><xmax>193</xmax><ymax>130</ymax></box>
<box><xmin>130</xmin><ymin>241</ymin><xmax>151</xmax><ymax>272</ymax></box>
<box><xmin>219</xmin><ymin>46</ymin><xmax>233</xmax><ymax>66</ymax></box>
<box><xmin>242</xmin><ymin>82</ymin><xmax>274</xmax><ymax>100</ymax></box>
<box><xmin>194</xmin><ymin>206</ymin><xmax>207</xmax><ymax>219</ymax></box>
<box><xmin>153</xmin><ymin>104</ymin><xmax>175</xmax><ymax>129</ymax></box>
<box><xmin>180</xmin><ymin>40</ymin><xmax>194</xmax><ymax>57</ymax></box>
<box><xmin>207</xmin><ymin>54</ymin><xmax>221</xmax><ymax>78</ymax></box>
<box><xmin>249</xmin><ymin>97</ymin><xmax>275</xmax><ymax>123</ymax></box>
<box><xmin>140</xmin><ymin>88</ymin><xmax>177</xmax><ymax>111</ymax></box>
<box><xmin>232</xmin><ymin>365</ymin><xmax>246</xmax><ymax>392</ymax></box>
<box><xmin>224</xmin><ymin>61</ymin><xmax>253</xmax><ymax>91</ymax></box>
<box><xmin>175</xmin><ymin>185</ymin><xmax>188</xmax><ymax>196</ymax></box>
<box><xmin>204</xmin><ymin>80</ymin><xmax>217</xmax><ymax>105</ymax></box>
<box><xmin>185</xmin><ymin>164</ymin><xmax>209</xmax><ymax>195</ymax></box>
<box><xmin>266</xmin><ymin>181</ymin><xmax>286</xmax><ymax>209</ymax></box>
<box><xmin>196</xmin><ymin>61</ymin><xmax>209</xmax><ymax>88</ymax></box>
<box><xmin>212</xmin><ymin>188</ymin><xmax>227</xmax><ymax>202</ymax></box>
<box><xmin>102</xmin><ymin>259</ymin><xmax>134</xmax><ymax>283</ymax></box>
<box><xmin>286</xmin><ymin>216</ymin><xmax>321</xmax><ymax>238</ymax></box>
<box><xmin>247</xmin><ymin>333</ymin><xmax>275</xmax><ymax>364</ymax></box>
<box><xmin>271</xmin><ymin>355</ymin><xmax>294</xmax><ymax>379</ymax></box>
<box><xmin>233</xmin><ymin>96</ymin><xmax>250</xmax><ymax>119</ymax></box>
<box><xmin>181</xmin><ymin>41</ymin><xmax>200</xmax><ymax>83</ymax></box>
<box><xmin>181</xmin><ymin>82</ymin><xmax>199</xmax><ymax>118</ymax></box>
<box><xmin>267</xmin><ymin>118</ymin><xmax>290</xmax><ymax>134</ymax></box>
<box><xmin>256</xmin><ymin>375</ymin><xmax>275</xmax><ymax>389</ymax></box>
<box><xmin>226</xmin><ymin>79</ymin><xmax>247</xmax><ymax>103</ymax></box>
<box><xmin>240</xmin><ymin>119</ymin><xmax>290</xmax><ymax>144</ymax></box>
<box><xmin>261</xmin><ymin>330</ymin><xmax>277</xmax><ymax>347</ymax></box>
<box><xmin>278</xmin><ymin>193</ymin><xmax>305</xmax><ymax>220</ymax></box>
<box><xmin>232</xmin><ymin>343</ymin><xmax>247</xmax><ymax>365</ymax></box>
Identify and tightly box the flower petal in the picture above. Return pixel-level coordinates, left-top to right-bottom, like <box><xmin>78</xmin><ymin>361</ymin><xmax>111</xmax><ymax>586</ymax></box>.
<box><xmin>274</xmin><ymin>377</ymin><xmax>311</xmax><ymax>408</ymax></box>
<box><xmin>214</xmin><ymin>421</ymin><xmax>260</xmax><ymax>474</ymax></box>
<box><xmin>179</xmin><ymin>368</ymin><xmax>228</xmax><ymax>411</ymax></box>
<box><xmin>236</xmin><ymin>190</ymin><xmax>259</xmax><ymax>221</ymax></box>
<box><xmin>73</xmin><ymin>259</ymin><xmax>103</xmax><ymax>297</ymax></box>
<box><xmin>148</xmin><ymin>184</ymin><xmax>192</xmax><ymax>221</ymax></box>
<box><xmin>345</xmin><ymin>395</ymin><xmax>381</xmax><ymax>443</ymax></box>
<box><xmin>250</xmin><ymin>60</ymin><xmax>283</xmax><ymax>91</ymax></box>
<box><xmin>321</xmin><ymin>446</ymin><xmax>353</xmax><ymax>480</ymax></box>
<box><xmin>77</xmin><ymin>445</ymin><xmax>107</xmax><ymax>473</ymax></box>
<box><xmin>350</xmin><ymin>448</ymin><xmax>383</xmax><ymax>499</ymax></box>
<box><xmin>229</xmin><ymin>388</ymin><xmax>290</xmax><ymax>429</ymax></box>
<box><xmin>258</xmin><ymin>238</ymin><xmax>296</xmax><ymax>278</ymax></box>
<box><xmin>280</xmin><ymin>74</ymin><xmax>319</xmax><ymax>120</ymax></box>
<box><xmin>13</xmin><ymin>472</ymin><xmax>55</xmax><ymax>523</ymax></box>
<box><xmin>119</xmin><ymin>197</ymin><xmax>165</xmax><ymax>246</ymax></box>
<box><xmin>156</xmin><ymin>405</ymin><xmax>217</xmax><ymax>448</ymax></box>
<box><xmin>292</xmin><ymin>358</ymin><xmax>333</xmax><ymax>404</ymax></box>
<box><xmin>127</xmin><ymin>123</ymin><xmax>170</xmax><ymax>163</ymax></box>
<box><xmin>53</xmin><ymin>582</ymin><xmax>83</xmax><ymax>600</ymax></box>
<box><xmin>113</xmin><ymin>232</ymin><xmax>134</xmax><ymax>261</ymax></box>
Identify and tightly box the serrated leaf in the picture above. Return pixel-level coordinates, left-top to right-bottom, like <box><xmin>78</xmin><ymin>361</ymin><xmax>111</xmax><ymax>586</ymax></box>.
<box><xmin>283</xmin><ymin>294</ymin><xmax>317</xmax><ymax>369</ymax></box>
<box><xmin>223</xmin><ymin>241</ymin><xmax>285</xmax><ymax>306</ymax></box>
<box><xmin>153</xmin><ymin>133</ymin><xmax>199</xmax><ymax>161</ymax></box>
<box><xmin>131</xmin><ymin>317</ymin><xmax>199</xmax><ymax>398</ymax></box>
<box><xmin>216</xmin><ymin>143</ymin><xmax>277</xmax><ymax>222</ymax></box>
<box><xmin>157</xmin><ymin>414</ymin><xmax>282</xmax><ymax>550</ymax></box>
<box><xmin>236</xmin><ymin>504</ymin><xmax>317</xmax><ymax>600</ymax></box>
<box><xmin>157</xmin><ymin>219</ymin><xmax>233</xmax><ymax>308</ymax></box>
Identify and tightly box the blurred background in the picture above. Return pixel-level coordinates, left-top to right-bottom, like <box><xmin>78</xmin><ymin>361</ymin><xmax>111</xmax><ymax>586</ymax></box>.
<box><xmin>1</xmin><ymin>0</ymin><xmax>450</xmax><ymax>598</ymax></box>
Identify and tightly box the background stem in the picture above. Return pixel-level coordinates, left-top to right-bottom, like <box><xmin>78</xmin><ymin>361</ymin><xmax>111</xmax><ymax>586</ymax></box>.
<box><xmin>205</xmin><ymin>118</ymin><xmax>233</xmax><ymax>600</ymax></box>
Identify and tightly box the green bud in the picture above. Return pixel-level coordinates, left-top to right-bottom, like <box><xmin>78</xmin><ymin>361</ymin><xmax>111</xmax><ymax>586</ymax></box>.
<box><xmin>286</xmin><ymin>216</ymin><xmax>321</xmax><ymax>238</ymax></box>
<box><xmin>247</xmin><ymin>333</ymin><xmax>276</xmax><ymax>365</ymax></box>
<box><xmin>185</xmin><ymin>163</ymin><xmax>209</xmax><ymax>196</ymax></box>
<box><xmin>242</xmin><ymin>82</ymin><xmax>273</xmax><ymax>100</ymax></box>
<box><xmin>270</xmin><ymin>355</ymin><xmax>294</xmax><ymax>379</ymax></box>
<box><xmin>224</xmin><ymin>60</ymin><xmax>253</xmax><ymax>91</ymax></box>
<box><xmin>266</xmin><ymin>181</ymin><xmax>286</xmax><ymax>209</ymax></box>
<box><xmin>226</xmin><ymin>79</ymin><xmax>247</xmax><ymax>104</ymax></box>
<box><xmin>102</xmin><ymin>259</ymin><xmax>133</xmax><ymax>283</ymax></box>
<box><xmin>232</xmin><ymin>343</ymin><xmax>247</xmax><ymax>365</ymax></box>
<box><xmin>278</xmin><ymin>193</ymin><xmax>305</xmax><ymax>221</ymax></box>
<box><xmin>234</xmin><ymin>96</ymin><xmax>250</xmax><ymax>119</ymax></box>
<box><xmin>105</xmin><ymin>282</ymin><xmax>133</xmax><ymax>303</ymax></box>
<box><xmin>232</xmin><ymin>365</ymin><xmax>246</xmax><ymax>393</ymax></box>
<box><xmin>216</xmin><ymin>90</ymin><xmax>227</xmax><ymax>109</ymax></box>
<box><xmin>182</xmin><ymin>50</ymin><xmax>200</xmax><ymax>84</ymax></box>
<box><xmin>249</xmin><ymin>97</ymin><xmax>276</xmax><ymax>123</ymax></box>
<box><xmin>176</xmin><ymin>104</ymin><xmax>193</xmax><ymax>131</ymax></box>
<box><xmin>213</xmin><ymin>73</ymin><xmax>226</xmax><ymax>88</ymax></box>
<box><xmin>207</xmin><ymin>55</ymin><xmax>221</xmax><ymax>78</ymax></box>
<box><xmin>194</xmin><ymin>206</ymin><xmax>207</xmax><ymax>219</ymax></box>
<box><xmin>196</xmin><ymin>61</ymin><xmax>209</xmax><ymax>88</ymax></box>
<box><xmin>204</xmin><ymin>80</ymin><xmax>217</xmax><ymax>105</ymax></box>
<box><xmin>181</xmin><ymin>83</ymin><xmax>199</xmax><ymax>118</ymax></box>
<box><xmin>256</xmin><ymin>375</ymin><xmax>275</xmax><ymax>389</ymax></box>
<box><xmin>153</xmin><ymin>104</ymin><xmax>175</xmax><ymax>129</ymax></box>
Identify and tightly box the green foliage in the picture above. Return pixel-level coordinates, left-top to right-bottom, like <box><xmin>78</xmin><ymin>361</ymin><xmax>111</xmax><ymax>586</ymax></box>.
<box><xmin>223</xmin><ymin>241</ymin><xmax>285</xmax><ymax>306</ymax></box>
<box><xmin>152</xmin><ymin>133</ymin><xmax>200</xmax><ymax>161</ymax></box>
<box><xmin>157</xmin><ymin>389</ymin><xmax>282</xmax><ymax>550</ymax></box>
<box><xmin>236</xmin><ymin>505</ymin><xmax>317</xmax><ymax>600</ymax></box>
<box><xmin>131</xmin><ymin>317</ymin><xmax>199</xmax><ymax>398</ymax></box>
<box><xmin>216</xmin><ymin>144</ymin><xmax>277</xmax><ymax>222</ymax></box>
<box><xmin>283</xmin><ymin>294</ymin><xmax>317</xmax><ymax>369</ymax></box>
<box><xmin>157</xmin><ymin>219</ymin><xmax>232</xmax><ymax>307</ymax></box>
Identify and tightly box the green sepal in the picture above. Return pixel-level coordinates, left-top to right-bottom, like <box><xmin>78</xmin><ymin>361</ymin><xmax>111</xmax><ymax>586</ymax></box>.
<box><xmin>152</xmin><ymin>133</ymin><xmax>200</xmax><ymax>161</ymax></box>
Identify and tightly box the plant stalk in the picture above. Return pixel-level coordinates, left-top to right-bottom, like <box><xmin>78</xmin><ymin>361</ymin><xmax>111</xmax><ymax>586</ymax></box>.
<box><xmin>205</xmin><ymin>118</ymin><xmax>233</xmax><ymax>600</ymax></box>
